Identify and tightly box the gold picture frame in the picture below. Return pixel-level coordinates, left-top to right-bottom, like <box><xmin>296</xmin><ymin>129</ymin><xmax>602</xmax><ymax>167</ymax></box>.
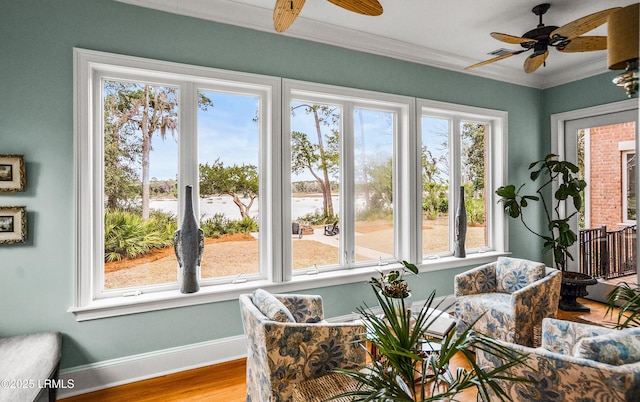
<box><xmin>0</xmin><ymin>206</ymin><xmax>27</xmax><ymax>244</ymax></box>
<box><xmin>0</xmin><ymin>155</ymin><xmax>26</xmax><ymax>192</ymax></box>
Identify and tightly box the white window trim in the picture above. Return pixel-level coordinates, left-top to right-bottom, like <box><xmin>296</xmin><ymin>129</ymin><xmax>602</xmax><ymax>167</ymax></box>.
<box><xmin>71</xmin><ymin>49</ymin><xmax>509</xmax><ymax>321</ymax></box>
<box><xmin>71</xmin><ymin>49</ymin><xmax>282</xmax><ymax>317</ymax></box>
<box><xmin>622</xmin><ymin>150</ymin><xmax>636</xmax><ymax>224</ymax></box>
<box><xmin>416</xmin><ymin>99</ymin><xmax>508</xmax><ymax>261</ymax></box>
<box><xmin>282</xmin><ymin>79</ymin><xmax>415</xmax><ymax>277</ymax></box>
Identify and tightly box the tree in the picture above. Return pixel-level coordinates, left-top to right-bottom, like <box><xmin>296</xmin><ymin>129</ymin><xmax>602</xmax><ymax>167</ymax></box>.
<box><xmin>199</xmin><ymin>159</ymin><xmax>259</xmax><ymax>219</ymax></box>
<box><xmin>104</xmin><ymin>81</ymin><xmax>213</xmax><ymax>218</ymax></box>
<box><xmin>365</xmin><ymin>157</ymin><xmax>393</xmax><ymax>209</ymax></box>
<box><xmin>103</xmin><ymin>83</ymin><xmax>142</xmax><ymax>210</ymax></box>
<box><xmin>461</xmin><ymin>122</ymin><xmax>486</xmax><ymax>193</ymax></box>
<box><xmin>421</xmin><ymin>146</ymin><xmax>449</xmax><ymax>218</ymax></box>
<box><xmin>290</xmin><ymin>104</ymin><xmax>340</xmax><ymax>218</ymax></box>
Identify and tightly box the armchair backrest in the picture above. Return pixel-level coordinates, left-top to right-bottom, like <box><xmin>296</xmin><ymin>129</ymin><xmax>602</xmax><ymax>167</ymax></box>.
<box><xmin>239</xmin><ymin>291</ymin><xmax>365</xmax><ymax>402</ymax></box>
<box><xmin>495</xmin><ymin>256</ymin><xmax>546</xmax><ymax>293</ymax></box>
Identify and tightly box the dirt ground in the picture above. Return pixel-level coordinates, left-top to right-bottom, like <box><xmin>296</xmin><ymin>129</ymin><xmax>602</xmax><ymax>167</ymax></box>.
<box><xmin>104</xmin><ymin>217</ymin><xmax>486</xmax><ymax>289</ymax></box>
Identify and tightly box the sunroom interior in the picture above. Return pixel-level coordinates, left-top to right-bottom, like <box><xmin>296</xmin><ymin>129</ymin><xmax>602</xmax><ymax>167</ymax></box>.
<box><xmin>1</xmin><ymin>0</ymin><xmax>638</xmax><ymax>399</ymax></box>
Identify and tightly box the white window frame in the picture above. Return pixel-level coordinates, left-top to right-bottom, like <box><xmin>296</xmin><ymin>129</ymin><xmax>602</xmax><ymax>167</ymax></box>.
<box><xmin>621</xmin><ymin>147</ymin><xmax>636</xmax><ymax>224</ymax></box>
<box><xmin>417</xmin><ymin>99</ymin><xmax>508</xmax><ymax>262</ymax></box>
<box><xmin>71</xmin><ymin>49</ymin><xmax>281</xmax><ymax>320</ymax></box>
<box><xmin>282</xmin><ymin>80</ymin><xmax>414</xmax><ymax>278</ymax></box>
<box><xmin>70</xmin><ymin>49</ymin><xmax>508</xmax><ymax>321</ymax></box>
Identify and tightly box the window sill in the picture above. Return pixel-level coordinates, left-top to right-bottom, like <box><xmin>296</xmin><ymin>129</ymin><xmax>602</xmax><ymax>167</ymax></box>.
<box><xmin>68</xmin><ymin>251</ymin><xmax>507</xmax><ymax>321</ymax></box>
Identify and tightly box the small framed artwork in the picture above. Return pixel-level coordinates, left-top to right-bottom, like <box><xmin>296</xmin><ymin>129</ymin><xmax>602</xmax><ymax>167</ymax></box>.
<box><xmin>0</xmin><ymin>155</ymin><xmax>26</xmax><ymax>192</ymax></box>
<box><xmin>0</xmin><ymin>206</ymin><xmax>26</xmax><ymax>244</ymax></box>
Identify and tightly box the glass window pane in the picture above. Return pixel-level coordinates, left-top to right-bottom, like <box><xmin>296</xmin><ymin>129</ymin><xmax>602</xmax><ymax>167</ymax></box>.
<box><xmin>103</xmin><ymin>81</ymin><xmax>179</xmax><ymax>290</ymax></box>
<box><xmin>421</xmin><ymin>116</ymin><xmax>450</xmax><ymax>255</ymax></box>
<box><xmin>198</xmin><ymin>90</ymin><xmax>261</xmax><ymax>279</ymax></box>
<box><xmin>461</xmin><ymin>122</ymin><xmax>488</xmax><ymax>249</ymax></box>
<box><xmin>354</xmin><ymin>108</ymin><xmax>395</xmax><ymax>263</ymax></box>
<box><xmin>290</xmin><ymin>102</ymin><xmax>341</xmax><ymax>270</ymax></box>
<box><xmin>627</xmin><ymin>152</ymin><xmax>636</xmax><ymax>221</ymax></box>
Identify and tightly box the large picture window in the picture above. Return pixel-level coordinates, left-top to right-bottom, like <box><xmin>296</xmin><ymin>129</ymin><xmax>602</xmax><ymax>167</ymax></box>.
<box><xmin>73</xmin><ymin>49</ymin><xmax>507</xmax><ymax>320</ymax></box>
<box><xmin>418</xmin><ymin>100</ymin><xmax>506</xmax><ymax>259</ymax></box>
<box><xmin>284</xmin><ymin>83</ymin><xmax>409</xmax><ymax>275</ymax></box>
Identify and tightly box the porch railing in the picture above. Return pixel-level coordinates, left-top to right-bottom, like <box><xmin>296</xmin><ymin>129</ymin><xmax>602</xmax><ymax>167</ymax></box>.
<box><xmin>579</xmin><ymin>225</ymin><xmax>637</xmax><ymax>279</ymax></box>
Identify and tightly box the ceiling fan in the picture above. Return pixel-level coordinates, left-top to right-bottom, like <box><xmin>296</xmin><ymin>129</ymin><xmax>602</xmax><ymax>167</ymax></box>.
<box><xmin>466</xmin><ymin>3</ymin><xmax>621</xmax><ymax>73</ymax></box>
<box><xmin>273</xmin><ymin>0</ymin><xmax>383</xmax><ymax>33</ymax></box>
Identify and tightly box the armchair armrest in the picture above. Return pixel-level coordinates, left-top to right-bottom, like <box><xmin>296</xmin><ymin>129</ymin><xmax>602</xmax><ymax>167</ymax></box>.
<box><xmin>511</xmin><ymin>269</ymin><xmax>561</xmax><ymax>320</ymax></box>
<box><xmin>508</xmin><ymin>269</ymin><xmax>561</xmax><ymax>346</ymax></box>
<box><xmin>454</xmin><ymin>262</ymin><xmax>497</xmax><ymax>297</ymax></box>
<box><xmin>540</xmin><ymin>317</ymin><xmax>615</xmax><ymax>354</ymax></box>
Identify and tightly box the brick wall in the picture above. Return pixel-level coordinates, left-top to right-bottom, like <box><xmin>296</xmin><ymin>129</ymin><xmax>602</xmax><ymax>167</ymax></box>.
<box><xmin>588</xmin><ymin>122</ymin><xmax>635</xmax><ymax>229</ymax></box>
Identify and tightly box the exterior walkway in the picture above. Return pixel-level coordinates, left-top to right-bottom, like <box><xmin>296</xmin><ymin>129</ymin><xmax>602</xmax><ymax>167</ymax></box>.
<box><xmin>296</xmin><ymin>228</ymin><xmax>394</xmax><ymax>260</ymax></box>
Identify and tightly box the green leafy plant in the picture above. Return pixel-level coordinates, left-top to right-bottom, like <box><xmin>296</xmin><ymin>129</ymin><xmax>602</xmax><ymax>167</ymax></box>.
<box><xmin>606</xmin><ymin>282</ymin><xmax>640</xmax><ymax>329</ymax></box>
<box><xmin>104</xmin><ymin>209</ymin><xmax>176</xmax><ymax>262</ymax></box>
<box><xmin>200</xmin><ymin>214</ymin><xmax>259</xmax><ymax>238</ymax></box>
<box><xmin>496</xmin><ymin>154</ymin><xmax>587</xmax><ymax>271</ymax></box>
<box><xmin>370</xmin><ymin>261</ymin><xmax>419</xmax><ymax>298</ymax></box>
<box><xmin>334</xmin><ymin>288</ymin><xmax>531</xmax><ymax>401</ymax></box>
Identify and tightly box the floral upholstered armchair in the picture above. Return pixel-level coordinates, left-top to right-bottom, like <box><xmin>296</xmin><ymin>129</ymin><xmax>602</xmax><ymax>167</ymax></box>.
<box><xmin>454</xmin><ymin>256</ymin><xmax>561</xmax><ymax>347</ymax></box>
<box><xmin>476</xmin><ymin>317</ymin><xmax>640</xmax><ymax>401</ymax></box>
<box><xmin>239</xmin><ymin>289</ymin><xmax>366</xmax><ymax>402</ymax></box>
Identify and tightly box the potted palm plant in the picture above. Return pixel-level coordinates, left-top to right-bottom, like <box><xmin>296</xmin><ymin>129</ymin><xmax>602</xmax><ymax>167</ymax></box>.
<box><xmin>334</xmin><ymin>288</ymin><xmax>530</xmax><ymax>401</ymax></box>
<box><xmin>496</xmin><ymin>153</ymin><xmax>594</xmax><ymax>311</ymax></box>
<box><xmin>607</xmin><ymin>282</ymin><xmax>640</xmax><ymax>329</ymax></box>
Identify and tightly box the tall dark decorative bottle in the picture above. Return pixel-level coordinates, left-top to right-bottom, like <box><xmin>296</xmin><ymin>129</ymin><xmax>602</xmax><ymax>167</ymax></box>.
<box><xmin>454</xmin><ymin>186</ymin><xmax>467</xmax><ymax>258</ymax></box>
<box><xmin>174</xmin><ymin>185</ymin><xmax>203</xmax><ymax>293</ymax></box>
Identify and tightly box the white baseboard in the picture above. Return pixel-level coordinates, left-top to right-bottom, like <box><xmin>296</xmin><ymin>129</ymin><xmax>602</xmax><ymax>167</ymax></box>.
<box><xmin>57</xmin><ymin>335</ymin><xmax>247</xmax><ymax>398</ymax></box>
<box><xmin>58</xmin><ymin>294</ymin><xmax>456</xmax><ymax>398</ymax></box>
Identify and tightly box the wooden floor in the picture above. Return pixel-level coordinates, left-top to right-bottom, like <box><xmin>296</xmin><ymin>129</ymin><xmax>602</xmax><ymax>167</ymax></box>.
<box><xmin>61</xmin><ymin>298</ymin><xmax>616</xmax><ymax>402</ymax></box>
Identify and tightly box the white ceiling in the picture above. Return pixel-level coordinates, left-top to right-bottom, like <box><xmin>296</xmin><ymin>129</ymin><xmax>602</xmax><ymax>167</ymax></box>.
<box><xmin>115</xmin><ymin>0</ymin><xmax>637</xmax><ymax>89</ymax></box>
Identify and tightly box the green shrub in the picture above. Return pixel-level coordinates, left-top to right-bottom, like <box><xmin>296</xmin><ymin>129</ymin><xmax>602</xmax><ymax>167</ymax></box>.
<box><xmin>466</xmin><ymin>196</ymin><xmax>485</xmax><ymax>226</ymax></box>
<box><xmin>104</xmin><ymin>209</ymin><xmax>176</xmax><ymax>262</ymax></box>
<box><xmin>295</xmin><ymin>210</ymin><xmax>338</xmax><ymax>226</ymax></box>
<box><xmin>356</xmin><ymin>205</ymin><xmax>393</xmax><ymax>221</ymax></box>
<box><xmin>200</xmin><ymin>213</ymin><xmax>228</xmax><ymax>238</ymax></box>
<box><xmin>200</xmin><ymin>214</ymin><xmax>259</xmax><ymax>238</ymax></box>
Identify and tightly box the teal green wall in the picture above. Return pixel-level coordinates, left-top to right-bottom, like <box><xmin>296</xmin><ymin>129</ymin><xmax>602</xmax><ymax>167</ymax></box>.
<box><xmin>0</xmin><ymin>0</ymin><xmax>626</xmax><ymax>370</ymax></box>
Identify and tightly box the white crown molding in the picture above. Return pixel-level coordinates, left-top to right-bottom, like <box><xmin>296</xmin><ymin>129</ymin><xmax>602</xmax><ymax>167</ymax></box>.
<box><xmin>540</xmin><ymin>55</ymin><xmax>610</xmax><ymax>89</ymax></box>
<box><xmin>114</xmin><ymin>0</ymin><xmax>608</xmax><ymax>90</ymax></box>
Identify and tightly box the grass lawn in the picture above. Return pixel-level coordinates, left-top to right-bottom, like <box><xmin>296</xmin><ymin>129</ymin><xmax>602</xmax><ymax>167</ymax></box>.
<box><xmin>104</xmin><ymin>216</ymin><xmax>486</xmax><ymax>289</ymax></box>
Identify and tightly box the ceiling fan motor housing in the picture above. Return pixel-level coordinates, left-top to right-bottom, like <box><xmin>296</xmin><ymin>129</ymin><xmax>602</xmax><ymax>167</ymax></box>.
<box><xmin>521</xmin><ymin>25</ymin><xmax>558</xmax><ymax>55</ymax></box>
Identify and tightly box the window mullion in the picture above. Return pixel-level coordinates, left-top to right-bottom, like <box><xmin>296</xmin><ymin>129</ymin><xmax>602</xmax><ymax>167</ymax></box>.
<box><xmin>267</xmin><ymin>81</ymin><xmax>284</xmax><ymax>282</ymax></box>
<box><xmin>180</xmin><ymin>82</ymin><xmax>199</xmax><ymax>222</ymax></box>
<box><xmin>281</xmin><ymin>82</ymin><xmax>294</xmax><ymax>281</ymax></box>
<box><xmin>398</xmin><ymin>103</ymin><xmax>418</xmax><ymax>263</ymax></box>
<box><xmin>342</xmin><ymin>102</ymin><xmax>355</xmax><ymax>266</ymax></box>
<box><xmin>450</xmin><ymin>117</ymin><xmax>462</xmax><ymax>254</ymax></box>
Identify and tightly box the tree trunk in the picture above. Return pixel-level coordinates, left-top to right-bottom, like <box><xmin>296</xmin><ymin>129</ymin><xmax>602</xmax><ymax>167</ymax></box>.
<box><xmin>141</xmin><ymin>86</ymin><xmax>151</xmax><ymax>219</ymax></box>
<box><xmin>312</xmin><ymin>108</ymin><xmax>334</xmax><ymax>217</ymax></box>
<box><xmin>231</xmin><ymin>193</ymin><xmax>248</xmax><ymax>218</ymax></box>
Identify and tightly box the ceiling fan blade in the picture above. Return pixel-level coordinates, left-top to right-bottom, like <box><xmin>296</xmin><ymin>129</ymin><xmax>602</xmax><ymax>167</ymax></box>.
<box><xmin>465</xmin><ymin>50</ymin><xmax>525</xmax><ymax>70</ymax></box>
<box><xmin>550</xmin><ymin>7</ymin><xmax>621</xmax><ymax>41</ymax></box>
<box><xmin>558</xmin><ymin>36</ymin><xmax>608</xmax><ymax>53</ymax></box>
<box><xmin>523</xmin><ymin>51</ymin><xmax>549</xmax><ymax>73</ymax></box>
<box><xmin>326</xmin><ymin>0</ymin><xmax>383</xmax><ymax>16</ymax></box>
<box><xmin>273</xmin><ymin>0</ymin><xmax>306</xmax><ymax>32</ymax></box>
<box><xmin>490</xmin><ymin>32</ymin><xmax>537</xmax><ymax>45</ymax></box>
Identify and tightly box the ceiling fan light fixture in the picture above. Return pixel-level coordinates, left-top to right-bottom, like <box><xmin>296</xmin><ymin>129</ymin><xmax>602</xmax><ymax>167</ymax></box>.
<box><xmin>607</xmin><ymin>3</ymin><xmax>639</xmax><ymax>97</ymax></box>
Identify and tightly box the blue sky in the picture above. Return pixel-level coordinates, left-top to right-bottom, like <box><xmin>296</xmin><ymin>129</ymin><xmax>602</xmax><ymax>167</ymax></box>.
<box><xmin>146</xmin><ymin>95</ymin><xmax>449</xmax><ymax>181</ymax></box>
<box><xmin>148</xmin><ymin>91</ymin><xmax>259</xmax><ymax>180</ymax></box>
